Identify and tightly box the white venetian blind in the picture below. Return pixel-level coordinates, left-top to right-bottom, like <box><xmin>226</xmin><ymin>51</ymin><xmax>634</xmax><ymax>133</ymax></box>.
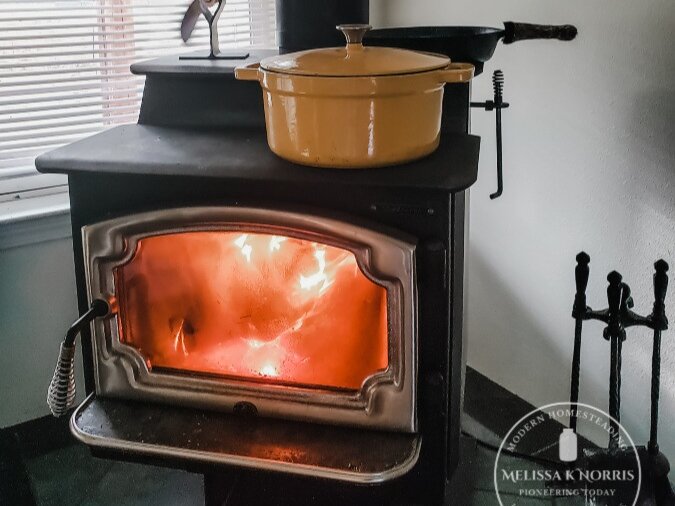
<box><xmin>0</xmin><ymin>0</ymin><xmax>276</xmax><ymax>201</ymax></box>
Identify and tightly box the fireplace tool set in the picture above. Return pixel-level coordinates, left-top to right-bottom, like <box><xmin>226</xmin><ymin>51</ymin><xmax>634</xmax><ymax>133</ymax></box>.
<box><xmin>569</xmin><ymin>252</ymin><xmax>673</xmax><ymax>504</ymax></box>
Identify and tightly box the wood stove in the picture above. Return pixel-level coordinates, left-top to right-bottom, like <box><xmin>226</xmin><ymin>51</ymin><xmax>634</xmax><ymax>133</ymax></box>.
<box><xmin>37</xmin><ymin>50</ymin><xmax>480</xmax><ymax>505</ymax></box>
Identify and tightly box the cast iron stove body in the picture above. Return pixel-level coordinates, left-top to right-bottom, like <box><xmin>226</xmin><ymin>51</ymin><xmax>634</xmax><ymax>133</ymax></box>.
<box><xmin>37</xmin><ymin>52</ymin><xmax>480</xmax><ymax>506</ymax></box>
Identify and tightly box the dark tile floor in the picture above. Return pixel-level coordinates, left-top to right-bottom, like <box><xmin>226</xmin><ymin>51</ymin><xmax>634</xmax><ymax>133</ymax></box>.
<box><xmin>24</xmin><ymin>443</ymin><xmax>204</xmax><ymax>506</ymax></box>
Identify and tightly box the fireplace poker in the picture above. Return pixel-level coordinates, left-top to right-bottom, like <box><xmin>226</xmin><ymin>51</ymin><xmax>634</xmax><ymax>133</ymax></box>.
<box><xmin>569</xmin><ymin>252</ymin><xmax>590</xmax><ymax>431</ymax></box>
<box><xmin>648</xmin><ymin>260</ymin><xmax>668</xmax><ymax>455</ymax></box>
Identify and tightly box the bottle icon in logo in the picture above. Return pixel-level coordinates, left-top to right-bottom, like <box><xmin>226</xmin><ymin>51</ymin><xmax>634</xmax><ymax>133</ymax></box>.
<box><xmin>559</xmin><ymin>428</ymin><xmax>578</xmax><ymax>462</ymax></box>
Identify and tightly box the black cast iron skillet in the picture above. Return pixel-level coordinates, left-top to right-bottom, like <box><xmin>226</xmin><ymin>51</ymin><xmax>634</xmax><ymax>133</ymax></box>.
<box><xmin>366</xmin><ymin>22</ymin><xmax>576</xmax><ymax>199</ymax></box>
<box><xmin>366</xmin><ymin>22</ymin><xmax>578</xmax><ymax>75</ymax></box>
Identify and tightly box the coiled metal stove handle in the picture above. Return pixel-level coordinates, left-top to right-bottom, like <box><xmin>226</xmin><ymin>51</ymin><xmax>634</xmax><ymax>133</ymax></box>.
<box><xmin>47</xmin><ymin>342</ymin><xmax>77</xmax><ymax>417</ymax></box>
<box><xmin>471</xmin><ymin>70</ymin><xmax>509</xmax><ymax>199</ymax></box>
<box><xmin>47</xmin><ymin>299</ymin><xmax>109</xmax><ymax>417</ymax></box>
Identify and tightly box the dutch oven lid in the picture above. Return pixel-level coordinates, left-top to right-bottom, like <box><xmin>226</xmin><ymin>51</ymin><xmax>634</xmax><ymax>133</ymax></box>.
<box><xmin>260</xmin><ymin>24</ymin><xmax>451</xmax><ymax>77</ymax></box>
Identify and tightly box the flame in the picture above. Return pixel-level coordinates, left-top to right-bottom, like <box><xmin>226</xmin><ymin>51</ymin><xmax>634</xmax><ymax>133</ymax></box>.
<box><xmin>299</xmin><ymin>248</ymin><xmax>328</xmax><ymax>291</ymax></box>
<box><xmin>116</xmin><ymin>231</ymin><xmax>389</xmax><ymax>390</ymax></box>
<box><xmin>173</xmin><ymin>319</ymin><xmax>189</xmax><ymax>356</ymax></box>
<box><xmin>234</xmin><ymin>234</ymin><xmax>253</xmax><ymax>263</ymax></box>
<box><xmin>269</xmin><ymin>236</ymin><xmax>285</xmax><ymax>252</ymax></box>
<box><xmin>247</xmin><ymin>338</ymin><xmax>265</xmax><ymax>349</ymax></box>
<box><xmin>259</xmin><ymin>364</ymin><xmax>279</xmax><ymax>377</ymax></box>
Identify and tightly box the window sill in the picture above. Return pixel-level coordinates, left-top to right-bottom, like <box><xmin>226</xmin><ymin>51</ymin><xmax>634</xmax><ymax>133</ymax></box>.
<box><xmin>0</xmin><ymin>191</ymin><xmax>72</xmax><ymax>250</ymax></box>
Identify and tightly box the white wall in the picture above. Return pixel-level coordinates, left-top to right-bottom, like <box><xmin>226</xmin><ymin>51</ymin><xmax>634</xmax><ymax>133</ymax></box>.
<box><xmin>0</xmin><ymin>233</ymin><xmax>82</xmax><ymax>427</ymax></box>
<box><xmin>372</xmin><ymin>0</ymin><xmax>675</xmax><ymax>458</ymax></box>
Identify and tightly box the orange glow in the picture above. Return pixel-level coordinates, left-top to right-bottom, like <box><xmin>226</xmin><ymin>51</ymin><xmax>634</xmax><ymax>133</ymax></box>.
<box><xmin>114</xmin><ymin>231</ymin><xmax>389</xmax><ymax>390</ymax></box>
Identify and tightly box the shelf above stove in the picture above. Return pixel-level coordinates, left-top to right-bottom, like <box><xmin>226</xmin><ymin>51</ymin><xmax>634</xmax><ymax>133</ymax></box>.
<box><xmin>36</xmin><ymin>125</ymin><xmax>479</xmax><ymax>192</ymax></box>
<box><xmin>70</xmin><ymin>394</ymin><xmax>421</xmax><ymax>484</ymax></box>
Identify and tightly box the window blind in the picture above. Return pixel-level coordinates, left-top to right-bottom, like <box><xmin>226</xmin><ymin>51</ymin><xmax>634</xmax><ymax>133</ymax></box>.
<box><xmin>0</xmin><ymin>0</ymin><xmax>276</xmax><ymax>201</ymax></box>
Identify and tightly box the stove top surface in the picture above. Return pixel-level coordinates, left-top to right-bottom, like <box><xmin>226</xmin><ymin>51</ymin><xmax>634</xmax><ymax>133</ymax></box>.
<box><xmin>36</xmin><ymin>125</ymin><xmax>479</xmax><ymax>192</ymax></box>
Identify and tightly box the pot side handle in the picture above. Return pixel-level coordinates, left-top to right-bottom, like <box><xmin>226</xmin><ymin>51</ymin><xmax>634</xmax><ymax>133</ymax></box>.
<box><xmin>234</xmin><ymin>62</ymin><xmax>261</xmax><ymax>81</ymax></box>
<box><xmin>436</xmin><ymin>63</ymin><xmax>475</xmax><ymax>84</ymax></box>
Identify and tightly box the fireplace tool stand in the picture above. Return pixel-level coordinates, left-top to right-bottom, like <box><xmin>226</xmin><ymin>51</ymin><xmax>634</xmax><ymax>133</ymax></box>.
<box><xmin>570</xmin><ymin>252</ymin><xmax>673</xmax><ymax>505</ymax></box>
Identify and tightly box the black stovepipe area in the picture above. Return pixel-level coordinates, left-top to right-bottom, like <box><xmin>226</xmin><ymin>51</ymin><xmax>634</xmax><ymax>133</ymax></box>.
<box><xmin>275</xmin><ymin>0</ymin><xmax>369</xmax><ymax>53</ymax></box>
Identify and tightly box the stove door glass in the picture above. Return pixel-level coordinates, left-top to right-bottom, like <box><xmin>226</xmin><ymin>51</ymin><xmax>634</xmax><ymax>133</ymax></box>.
<box><xmin>114</xmin><ymin>231</ymin><xmax>389</xmax><ymax>390</ymax></box>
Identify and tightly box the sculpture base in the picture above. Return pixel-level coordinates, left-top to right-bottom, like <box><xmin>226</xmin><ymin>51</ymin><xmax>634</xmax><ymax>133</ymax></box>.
<box><xmin>179</xmin><ymin>50</ymin><xmax>250</xmax><ymax>60</ymax></box>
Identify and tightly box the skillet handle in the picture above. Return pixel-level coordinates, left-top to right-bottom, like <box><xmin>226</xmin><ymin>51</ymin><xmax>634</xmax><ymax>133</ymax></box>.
<box><xmin>503</xmin><ymin>22</ymin><xmax>578</xmax><ymax>44</ymax></box>
<box><xmin>234</xmin><ymin>63</ymin><xmax>261</xmax><ymax>81</ymax></box>
<box><xmin>436</xmin><ymin>63</ymin><xmax>474</xmax><ymax>84</ymax></box>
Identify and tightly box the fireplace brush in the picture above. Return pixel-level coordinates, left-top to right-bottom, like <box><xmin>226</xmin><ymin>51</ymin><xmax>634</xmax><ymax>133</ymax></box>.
<box><xmin>47</xmin><ymin>299</ymin><xmax>109</xmax><ymax>417</ymax></box>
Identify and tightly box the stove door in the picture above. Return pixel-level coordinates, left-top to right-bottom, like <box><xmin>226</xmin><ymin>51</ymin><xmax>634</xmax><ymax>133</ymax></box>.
<box><xmin>83</xmin><ymin>207</ymin><xmax>417</xmax><ymax>433</ymax></box>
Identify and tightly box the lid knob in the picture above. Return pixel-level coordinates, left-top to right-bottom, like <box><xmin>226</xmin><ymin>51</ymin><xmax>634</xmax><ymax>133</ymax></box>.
<box><xmin>336</xmin><ymin>24</ymin><xmax>372</xmax><ymax>45</ymax></box>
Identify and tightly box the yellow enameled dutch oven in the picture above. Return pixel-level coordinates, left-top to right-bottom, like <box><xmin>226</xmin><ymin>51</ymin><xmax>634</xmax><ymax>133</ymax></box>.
<box><xmin>235</xmin><ymin>24</ymin><xmax>474</xmax><ymax>169</ymax></box>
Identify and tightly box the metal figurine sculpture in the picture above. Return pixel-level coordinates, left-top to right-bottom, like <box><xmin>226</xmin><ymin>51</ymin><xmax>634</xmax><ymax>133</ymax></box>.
<box><xmin>570</xmin><ymin>252</ymin><xmax>673</xmax><ymax>504</ymax></box>
<box><xmin>179</xmin><ymin>0</ymin><xmax>249</xmax><ymax>60</ymax></box>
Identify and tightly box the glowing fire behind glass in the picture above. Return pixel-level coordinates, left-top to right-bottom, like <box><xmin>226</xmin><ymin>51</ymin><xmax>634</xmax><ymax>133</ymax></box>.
<box><xmin>115</xmin><ymin>231</ymin><xmax>389</xmax><ymax>390</ymax></box>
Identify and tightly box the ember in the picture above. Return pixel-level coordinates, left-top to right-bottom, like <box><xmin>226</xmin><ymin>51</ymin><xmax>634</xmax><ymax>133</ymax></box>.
<box><xmin>115</xmin><ymin>231</ymin><xmax>389</xmax><ymax>390</ymax></box>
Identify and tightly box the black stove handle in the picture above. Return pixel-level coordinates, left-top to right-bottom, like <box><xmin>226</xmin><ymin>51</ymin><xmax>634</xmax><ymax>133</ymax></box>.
<box><xmin>47</xmin><ymin>299</ymin><xmax>109</xmax><ymax>417</ymax></box>
<box><xmin>471</xmin><ymin>70</ymin><xmax>509</xmax><ymax>199</ymax></box>
<box><xmin>503</xmin><ymin>22</ymin><xmax>578</xmax><ymax>44</ymax></box>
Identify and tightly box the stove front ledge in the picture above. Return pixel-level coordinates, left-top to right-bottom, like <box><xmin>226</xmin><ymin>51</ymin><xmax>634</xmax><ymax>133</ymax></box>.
<box><xmin>70</xmin><ymin>394</ymin><xmax>421</xmax><ymax>484</ymax></box>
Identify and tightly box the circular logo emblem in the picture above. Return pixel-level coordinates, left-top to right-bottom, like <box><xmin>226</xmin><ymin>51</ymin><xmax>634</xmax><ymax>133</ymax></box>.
<box><xmin>494</xmin><ymin>402</ymin><xmax>641</xmax><ymax>505</ymax></box>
